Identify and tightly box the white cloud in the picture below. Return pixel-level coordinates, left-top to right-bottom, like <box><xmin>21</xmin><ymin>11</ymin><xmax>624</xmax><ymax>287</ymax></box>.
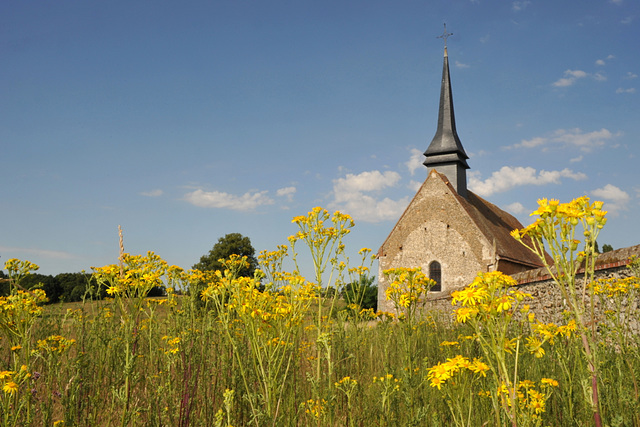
<box><xmin>408</xmin><ymin>180</ymin><xmax>422</xmax><ymax>192</ymax></box>
<box><xmin>276</xmin><ymin>186</ymin><xmax>296</xmax><ymax>202</ymax></box>
<box><xmin>505</xmin><ymin>202</ymin><xmax>527</xmax><ymax>215</ymax></box>
<box><xmin>455</xmin><ymin>61</ymin><xmax>470</xmax><ymax>69</ymax></box>
<box><xmin>333</xmin><ymin>170</ymin><xmax>401</xmax><ymax>193</ymax></box>
<box><xmin>469</xmin><ymin>149</ymin><xmax>488</xmax><ymax>158</ymax></box>
<box><xmin>553</xmin><ymin>69</ymin><xmax>587</xmax><ymax>87</ymax></box>
<box><xmin>570</xmin><ymin>155</ymin><xmax>584</xmax><ymax>163</ymax></box>
<box><xmin>0</xmin><ymin>246</ymin><xmax>75</xmax><ymax>260</ymax></box>
<box><xmin>610</xmin><ymin>0</ymin><xmax>623</xmax><ymax>5</ymax></box>
<box><xmin>406</xmin><ymin>148</ymin><xmax>424</xmax><ymax>176</ymax></box>
<box><xmin>621</xmin><ymin>16</ymin><xmax>633</xmax><ymax>24</ymax></box>
<box><xmin>506</xmin><ymin>128</ymin><xmax>618</xmax><ymax>152</ymax></box>
<box><xmin>140</xmin><ymin>189</ymin><xmax>163</xmax><ymax>197</ymax></box>
<box><xmin>593</xmin><ymin>72</ymin><xmax>607</xmax><ymax>81</ymax></box>
<box><xmin>468</xmin><ymin>166</ymin><xmax>587</xmax><ymax>197</ymax></box>
<box><xmin>183</xmin><ymin>189</ymin><xmax>274</xmax><ymax>211</ymax></box>
<box><xmin>595</xmin><ymin>55</ymin><xmax>615</xmax><ymax>66</ymax></box>
<box><xmin>552</xmin><ymin>128</ymin><xmax>615</xmax><ymax>151</ymax></box>
<box><xmin>616</xmin><ymin>87</ymin><xmax>636</xmax><ymax>94</ymax></box>
<box><xmin>515</xmin><ymin>136</ymin><xmax>547</xmax><ymax>149</ymax></box>
<box><xmin>591</xmin><ymin>184</ymin><xmax>630</xmax><ymax>214</ymax></box>
<box><xmin>626</xmin><ymin>72</ymin><xmax>638</xmax><ymax>79</ymax></box>
<box><xmin>512</xmin><ymin>1</ymin><xmax>531</xmax><ymax>11</ymax></box>
<box><xmin>329</xmin><ymin>170</ymin><xmax>408</xmax><ymax>222</ymax></box>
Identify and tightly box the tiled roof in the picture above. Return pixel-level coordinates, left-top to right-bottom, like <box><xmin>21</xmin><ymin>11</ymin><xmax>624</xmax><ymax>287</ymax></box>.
<box><xmin>460</xmin><ymin>190</ymin><xmax>547</xmax><ymax>268</ymax></box>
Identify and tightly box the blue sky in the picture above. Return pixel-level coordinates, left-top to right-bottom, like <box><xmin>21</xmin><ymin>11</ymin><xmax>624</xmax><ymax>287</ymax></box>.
<box><xmin>2</xmin><ymin>0</ymin><xmax>639</xmax><ymax>277</ymax></box>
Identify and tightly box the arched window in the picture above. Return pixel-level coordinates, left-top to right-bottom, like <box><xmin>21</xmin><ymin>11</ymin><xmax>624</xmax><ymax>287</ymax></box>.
<box><xmin>429</xmin><ymin>261</ymin><xmax>442</xmax><ymax>292</ymax></box>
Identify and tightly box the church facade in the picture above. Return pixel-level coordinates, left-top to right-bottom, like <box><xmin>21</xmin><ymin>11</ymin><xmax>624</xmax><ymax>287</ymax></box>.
<box><xmin>377</xmin><ymin>43</ymin><xmax>543</xmax><ymax>312</ymax></box>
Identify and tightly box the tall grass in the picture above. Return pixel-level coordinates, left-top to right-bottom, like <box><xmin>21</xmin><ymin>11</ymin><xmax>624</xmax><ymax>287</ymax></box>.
<box><xmin>1</xmin><ymin>202</ymin><xmax>639</xmax><ymax>426</ymax></box>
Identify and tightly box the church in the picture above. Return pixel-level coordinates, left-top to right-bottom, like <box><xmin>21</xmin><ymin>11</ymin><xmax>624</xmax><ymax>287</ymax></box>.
<box><xmin>377</xmin><ymin>36</ymin><xmax>544</xmax><ymax>312</ymax></box>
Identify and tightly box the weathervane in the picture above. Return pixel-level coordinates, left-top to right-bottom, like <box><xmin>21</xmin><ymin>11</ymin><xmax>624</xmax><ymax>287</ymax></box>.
<box><xmin>437</xmin><ymin>23</ymin><xmax>453</xmax><ymax>48</ymax></box>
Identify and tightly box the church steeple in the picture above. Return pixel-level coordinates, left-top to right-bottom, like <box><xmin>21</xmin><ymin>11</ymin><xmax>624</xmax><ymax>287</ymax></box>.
<box><xmin>423</xmin><ymin>25</ymin><xmax>470</xmax><ymax>198</ymax></box>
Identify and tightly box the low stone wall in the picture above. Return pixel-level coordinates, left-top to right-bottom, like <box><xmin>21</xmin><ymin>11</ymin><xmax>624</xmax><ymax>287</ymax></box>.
<box><xmin>511</xmin><ymin>245</ymin><xmax>640</xmax><ymax>323</ymax></box>
<box><xmin>416</xmin><ymin>245</ymin><xmax>640</xmax><ymax>324</ymax></box>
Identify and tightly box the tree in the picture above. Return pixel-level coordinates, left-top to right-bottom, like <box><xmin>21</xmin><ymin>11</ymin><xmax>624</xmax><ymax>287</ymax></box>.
<box><xmin>191</xmin><ymin>233</ymin><xmax>258</xmax><ymax>308</ymax></box>
<box><xmin>0</xmin><ymin>270</ymin><xmax>9</xmax><ymax>296</ymax></box>
<box><xmin>342</xmin><ymin>275</ymin><xmax>378</xmax><ymax>312</ymax></box>
<box><xmin>15</xmin><ymin>273</ymin><xmax>61</xmax><ymax>303</ymax></box>
<box><xmin>192</xmin><ymin>233</ymin><xmax>258</xmax><ymax>276</ymax></box>
<box><xmin>56</xmin><ymin>272</ymin><xmax>102</xmax><ymax>302</ymax></box>
<box><xmin>602</xmin><ymin>244</ymin><xmax>614</xmax><ymax>253</ymax></box>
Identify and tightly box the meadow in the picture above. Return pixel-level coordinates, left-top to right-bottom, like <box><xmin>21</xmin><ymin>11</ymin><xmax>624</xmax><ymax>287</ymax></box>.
<box><xmin>1</xmin><ymin>200</ymin><xmax>639</xmax><ymax>426</ymax></box>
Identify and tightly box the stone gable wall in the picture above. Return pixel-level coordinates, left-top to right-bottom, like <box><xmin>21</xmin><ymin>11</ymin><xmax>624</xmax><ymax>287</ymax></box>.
<box><xmin>377</xmin><ymin>176</ymin><xmax>494</xmax><ymax>313</ymax></box>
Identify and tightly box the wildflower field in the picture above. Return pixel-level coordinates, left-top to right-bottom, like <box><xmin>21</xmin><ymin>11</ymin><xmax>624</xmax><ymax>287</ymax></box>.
<box><xmin>2</xmin><ymin>200</ymin><xmax>640</xmax><ymax>426</ymax></box>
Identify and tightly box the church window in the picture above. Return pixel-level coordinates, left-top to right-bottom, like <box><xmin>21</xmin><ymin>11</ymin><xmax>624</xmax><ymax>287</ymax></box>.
<box><xmin>429</xmin><ymin>261</ymin><xmax>442</xmax><ymax>292</ymax></box>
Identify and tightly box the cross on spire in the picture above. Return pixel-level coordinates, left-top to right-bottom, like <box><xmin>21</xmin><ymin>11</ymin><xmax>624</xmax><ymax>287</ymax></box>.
<box><xmin>437</xmin><ymin>23</ymin><xmax>453</xmax><ymax>48</ymax></box>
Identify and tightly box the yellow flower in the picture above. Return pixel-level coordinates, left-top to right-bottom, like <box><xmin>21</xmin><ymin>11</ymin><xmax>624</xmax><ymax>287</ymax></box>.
<box><xmin>469</xmin><ymin>359</ymin><xmax>490</xmax><ymax>377</ymax></box>
<box><xmin>454</xmin><ymin>306</ymin><xmax>476</xmax><ymax>323</ymax></box>
<box><xmin>541</xmin><ymin>378</ymin><xmax>559</xmax><ymax>387</ymax></box>
<box><xmin>430</xmin><ymin>376</ymin><xmax>444</xmax><ymax>390</ymax></box>
<box><xmin>529</xmin><ymin>397</ymin><xmax>545</xmax><ymax>414</ymax></box>
<box><xmin>428</xmin><ymin>362</ymin><xmax>453</xmax><ymax>381</ymax></box>
<box><xmin>495</xmin><ymin>295</ymin><xmax>512</xmax><ymax>312</ymax></box>
<box><xmin>3</xmin><ymin>381</ymin><xmax>18</xmax><ymax>395</ymax></box>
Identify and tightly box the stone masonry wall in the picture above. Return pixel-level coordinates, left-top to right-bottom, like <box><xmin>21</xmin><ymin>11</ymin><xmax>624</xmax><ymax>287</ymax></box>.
<box><xmin>396</xmin><ymin>245</ymin><xmax>640</xmax><ymax>323</ymax></box>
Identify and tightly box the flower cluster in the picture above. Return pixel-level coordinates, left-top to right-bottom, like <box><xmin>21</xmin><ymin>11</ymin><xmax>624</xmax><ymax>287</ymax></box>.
<box><xmin>511</xmin><ymin>197</ymin><xmax>607</xmax><ymax>270</ymax></box>
<box><xmin>590</xmin><ymin>276</ymin><xmax>640</xmax><ymax>297</ymax></box>
<box><xmin>36</xmin><ymin>335</ymin><xmax>76</xmax><ymax>355</ymax></box>
<box><xmin>372</xmin><ymin>373</ymin><xmax>401</xmax><ymax>389</ymax></box>
<box><xmin>335</xmin><ymin>376</ymin><xmax>358</xmax><ymax>396</ymax></box>
<box><xmin>3</xmin><ymin>258</ymin><xmax>40</xmax><ymax>291</ymax></box>
<box><xmin>0</xmin><ymin>289</ymin><xmax>48</xmax><ymax>346</ymax></box>
<box><xmin>91</xmin><ymin>252</ymin><xmax>169</xmax><ymax>299</ymax></box>
<box><xmin>497</xmin><ymin>378</ymin><xmax>559</xmax><ymax>419</ymax></box>
<box><xmin>383</xmin><ymin>268</ymin><xmax>435</xmax><ymax>318</ymax></box>
<box><xmin>161</xmin><ymin>335</ymin><xmax>181</xmax><ymax>355</ymax></box>
<box><xmin>451</xmin><ymin>271</ymin><xmax>531</xmax><ymax>324</ymax></box>
<box><xmin>302</xmin><ymin>398</ymin><xmax>327</xmax><ymax>420</ymax></box>
<box><xmin>427</xmin><ymin>355</ymin><xmax>490</xmax><ymax>390</ymax></box>
<box><xmin>289</xmin><ymin>207</ymin><xmax>354</xmax><ymax>253</ymax></box>
<box><xmin>0</xmin><ymin>365</ymin><xmax>31</xmax><ymax>396</ymax></box>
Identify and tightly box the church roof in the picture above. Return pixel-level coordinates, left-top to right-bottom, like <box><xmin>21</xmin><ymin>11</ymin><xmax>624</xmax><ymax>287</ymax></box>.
<box><xmin>423</xmin><ymin>46</ymin><xmax>469</xmax><ymax>170</ymax></box>
<box><xmin>461</xmin><ymin>186</ymin><xmax>546</xmax><ymax>268</ymax></box>
<box><xmin>378</xmin><ymin>171</ymin><xmax>545</xmax><ymax>270</ymax></box>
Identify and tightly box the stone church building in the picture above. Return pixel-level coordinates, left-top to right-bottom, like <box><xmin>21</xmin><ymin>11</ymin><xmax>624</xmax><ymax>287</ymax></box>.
<box><xmin>377</xmin><ymin>44</ymin><xmax>544</xmax><ymax>312</ymax></box>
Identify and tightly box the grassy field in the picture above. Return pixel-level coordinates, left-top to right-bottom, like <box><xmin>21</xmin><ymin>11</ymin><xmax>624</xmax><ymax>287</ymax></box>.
<box><xmin>2</xmin><ymin>202</ymin><xmax>639</xmax><ymax>426</ymax></box>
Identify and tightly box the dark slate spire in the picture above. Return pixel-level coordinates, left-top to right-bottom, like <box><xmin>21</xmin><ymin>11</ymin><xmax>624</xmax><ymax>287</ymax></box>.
<box><xmin>424</xmin><ymin>30</ymin><xmax>470</xmax><ymax>198</ymax></box>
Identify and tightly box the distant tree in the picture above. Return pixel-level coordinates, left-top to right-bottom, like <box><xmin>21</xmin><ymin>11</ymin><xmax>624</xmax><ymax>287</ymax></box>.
<box><xmin>342</xmin><ymin>275</ymin><xmax>378</xmax><ymax>312</ymax></box>
<box><xmin>20</xmin><ymin>274</ymin><xmax>61</xmax><ymax>303</ymax></box>
<box><xmin>191</xmin><ymin>233</ymin><xmax>258</xmax><ymax>308</ymax></box>
<box><xmin>56</xmin><ymin>272</ymin><xmax>101</xmax><ymax>302</ymax></box>
<box><xmin>594</xmin><ymin>241</ymin><xmax>600</xmax><ymax>254</ymax></box>
<box><xmin>192</xmin><ymin>233</ymin><xmax>258</xmax><ymax>276</ymax></box>
<box><xmin>602</xmin><ymin>244</ymin><xmax>614</xmax><ymax>253</ymax></box>
<box><xmin>0</xmin><ymin>270</ymin><xmax>9</xmax><ymax>296</ymax></box>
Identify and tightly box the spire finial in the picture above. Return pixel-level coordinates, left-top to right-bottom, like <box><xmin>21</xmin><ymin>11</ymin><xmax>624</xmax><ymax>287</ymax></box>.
<box><xmin>437</xmin><ymin>23</ymin><xmax>453</xmax><ymax>48</ymax></box>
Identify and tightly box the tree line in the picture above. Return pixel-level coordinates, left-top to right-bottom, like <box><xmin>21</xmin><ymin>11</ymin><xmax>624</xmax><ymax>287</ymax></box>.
<box><xmin>1</xmin><ymin>232</ymin><xmax>378</xmax><ymax>311</ymax></box>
